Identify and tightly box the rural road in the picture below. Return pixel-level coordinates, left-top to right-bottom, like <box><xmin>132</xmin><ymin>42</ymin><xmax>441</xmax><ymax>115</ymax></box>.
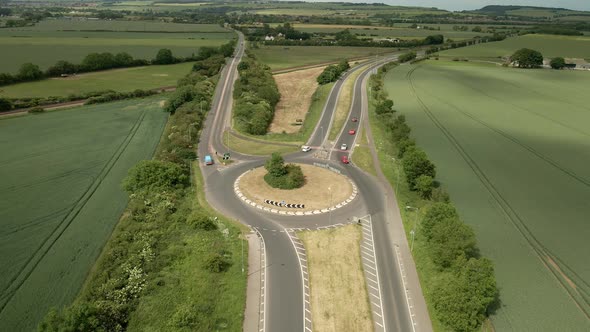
<box><xmin>198</xmin><ymin>31</ymin><xmax>431</xmax><ymax>331</ymax></box>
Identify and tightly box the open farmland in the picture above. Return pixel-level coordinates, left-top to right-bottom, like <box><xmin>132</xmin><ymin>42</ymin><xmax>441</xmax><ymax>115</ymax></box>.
<box><xmin>440</xmin><ymin>34</ymin><xmax>590</xmax><ymax>61</ymax></box>
<box><xmin>384</xmin><ymin>61</ymin><xmax>590</xmax><ymax>331</ymax></box>
<box><xmin>0</xmin><ymin>62</ymin><xmax>193</xmax><ymax>98</ymax></box>
<box><xmin>0</xmin><ymin>19</ymin><xmax>234</xmax><ymax>73</ymax></box>
<box><xmin>0</xmin><ymin>97</ymin><xmax>168</xmax><ymax>331</ymax></box>
<box><xmin>251</xmin><ymin>46</ymin><xmax>392</xmax><ymax>70</ymax></box>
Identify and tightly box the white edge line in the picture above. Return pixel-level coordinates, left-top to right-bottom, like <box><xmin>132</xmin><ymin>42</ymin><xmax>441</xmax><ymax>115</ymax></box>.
<box><xmin>367</xmin><ymin>218</ymin><xmax>387</xmax><ymax>332</ymax></box>
<box><xmin>253</xmin><ymin>227</ymin><xmax>268</xmax><ymax>332</ymax></box>
<box><xmin>286</xmin><ymin>229</ymin><xmax>310</xmax><ymax>332</ymax></box>
<box><xmin>396</xmin><ymin>246</ymin><xmax>417</xmax><ymax>332</ymax></box>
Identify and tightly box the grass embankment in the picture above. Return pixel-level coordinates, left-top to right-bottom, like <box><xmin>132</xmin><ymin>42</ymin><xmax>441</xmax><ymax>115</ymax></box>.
<box><xmin>0</xmin><ymin>97</ymin><xmax>168</xmax><ymax>331</ymax></box>
<box><xmin>251</xmin><ymin>46</ymin><xmax>392</xmax><ymax>70</ymax></box>
<box><xmin>328</xmin><ymin>64</ymin><xmax>368</xmax><ymax>141</ymax></box>
<box><xmin>381</xmin><ymin>61</ymin><xmax>590</xmax><ymax>331</ymax></box>
<box><xmin>224</xmin><ymin>130</ymin><xmax>299</xmax><ymax>156</ymax></box>
<box><xmin>298</xmin><ymin>225</ymin><xmax>373</xmax><ymax>332</ymax></box>
<box><xmin>352</xmin><ymin>127</ymin><xmax>377</xmax><ymax>176</ymax></box>
<box><xmin>0</xmin><ymin>63</ymin><xmax>193</xmax><ymax>98</ymax></box>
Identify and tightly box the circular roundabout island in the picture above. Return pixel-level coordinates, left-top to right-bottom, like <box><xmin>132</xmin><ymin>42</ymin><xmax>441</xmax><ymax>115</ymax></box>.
<box><xmin>234</xmin><ymin>163</ymin><xmax>358</xmax><ymax>215</ymax></box>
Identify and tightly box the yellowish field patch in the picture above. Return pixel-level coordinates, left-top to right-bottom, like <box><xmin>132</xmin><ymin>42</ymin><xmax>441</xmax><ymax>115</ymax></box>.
<box><xmin>299</xmin><ymin>225</ymin><xmax>373</xmax><ymax>332</ymax></box>
<box><xmin>270</xmin><ymin>66</ymin><xmax>325</xmax><ymax>134</ymax></box>
<box><xmin>329</xmin><ymin>64</ymin><xmax>369</xmax><ymax>140</ymax></box>
<box><xmin>238</xmin><ymin>164</ymin><xmax>352</xmax><ymax>211</ymax></box>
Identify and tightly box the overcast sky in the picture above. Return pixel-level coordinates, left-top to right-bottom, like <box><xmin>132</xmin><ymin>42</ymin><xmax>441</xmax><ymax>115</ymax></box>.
<box><xmin>304</xmin><ymin>1</ymin><xmax>590</xmax><ymax>12</ymax></box>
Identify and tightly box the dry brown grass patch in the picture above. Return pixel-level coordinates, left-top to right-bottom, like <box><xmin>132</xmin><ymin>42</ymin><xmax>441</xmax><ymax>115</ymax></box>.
<box><xmin>270</xmin><ymin>66</ymin><xmax>325</xmax><ymax>134</ymax></box>
<box><xmin>238</xmin><ymin>164</ymin><xmax>353</xmax><ymax>211</ymax></box>
<box><xmin>299</xmin><ymin>225</ymin><xmax>373</xmax><ymax>332</ymax></box>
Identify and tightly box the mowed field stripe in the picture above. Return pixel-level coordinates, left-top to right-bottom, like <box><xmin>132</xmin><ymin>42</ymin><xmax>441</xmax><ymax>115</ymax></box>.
<box><xmin>0</xmin><ymin>108</ymin><xmax>149</xmax><ymax>312</ymax></box>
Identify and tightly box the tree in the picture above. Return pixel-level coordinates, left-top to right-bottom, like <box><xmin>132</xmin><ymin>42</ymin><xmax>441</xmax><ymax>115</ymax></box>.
<box><xmin>429</xmin><ymin>217</ymin><xmax>477</xmax><ymax>268</ymax></box>
<box><xmin>397</xmin><ymin>138</ymin><xmax>415</xmax><ymax>159</ymax></box>
<box><xmin>114</xmin><ymin>52</ymin><xmax>134</xmax><ymax>67</ymax></box>
<box><xmin>375</xmin><ymin>99</ymin><xmax>394</xmax><ymax>115</ymax></box>
<box><xmin>81</xmin><ymin>52</ymin><xmax>116</xmax><ymax>71</ymax></box>
<box><xmin>398</xmin><ymin>52</ymin><xmax>417</xmax><ymax>63</ymax></box>
<box><xmin>510</xmin><ymin>48</ymin><xmax>543</xmax><ymax>68</ymax></box>
<box><xmin>424</xmin><ymin>34</ymin><xmax>444</xmax><ymax>45</ymax></box>
<box><xmin>18</xmin><ymin>62</ymin><xmax>43</xmax><ymax>81</ymax></box>
<box><xmin>154</xmin><ymin>48</ymin><xmax>175</xmax><ymax>65</ymax></box>
<box><xmin>122</xmin><ymin>160</ymin><xmax>188</xmax><ymax>193</ymax></box>
<box><xmin>402</xmin><ymin>147</ymin><xmax>435</xmax><ymax>188</ymax></box>
<box><xmin>550</xmin><ymin>57</ymin><xmax>566</xmax><ymax>69</ymax></box>
<box><xmin>46</xmin><ymin>60</ymin><xmax>77</xmax><ymax>76</ymax></box>
<box><xmin>421</xmin><ymin>203</ymin><xmax>459</xmax><ymax>241</ymax></box>
<box><xmin>415</xmin><ymin>175</ymin><xmax>434</xmax><ymax>199</ymax></box>
<box><xmin>432</xmin><ymin>257</ymin><xmax>497</xmax><ymax>332</ymax></box>
<box><xmin>265</xmin><ymin>153</ymin><xmax>287</xmax><ymax>177</ymax></box>
<box><xmin>165</xmin><ymin>86</ymin><xmax>195</xmax><ymax>113</ymax></box>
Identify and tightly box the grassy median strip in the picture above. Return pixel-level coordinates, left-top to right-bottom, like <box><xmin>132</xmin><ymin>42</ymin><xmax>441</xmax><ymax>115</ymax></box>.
<box><xmin>224</xmin><ymin>130</ymin><xmax>299</xmax><ymax>155</ymax></box>
<box><xmin>352</xmin><ymin>127</ymin><xmax>377</xmax><ymax>176</ymax></box>
<box><xmin>298</xmin><ymin>225</ymin><xmax>373</xmax><ymax>332</ymax></box>
<box><xmin>328</xmin><ymin>64</ymin><xmax>369</xmax><ymax>141</ymax></box>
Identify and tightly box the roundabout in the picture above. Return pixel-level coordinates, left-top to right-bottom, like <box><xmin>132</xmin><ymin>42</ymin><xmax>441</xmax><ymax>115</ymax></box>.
<box><xmin>234</xmin><ymin>163</ymin><xmax>358</xmax><ymax>215</ymax></box>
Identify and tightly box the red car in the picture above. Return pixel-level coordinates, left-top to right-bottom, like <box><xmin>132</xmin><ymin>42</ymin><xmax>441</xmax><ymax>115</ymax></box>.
<box><xmin>351</xmin><ymin>117</ymin><xmax>358</xmax><ymax>122</ymax></box>
<box><xmin>341</xmin><ymin>155</ymin><xmax>349</xmax><ymax>164</ymax></box>
<box><xmin>348</xmin><ymin>129</ymin><xmax>356</xmax><ymax>135</ymax></box>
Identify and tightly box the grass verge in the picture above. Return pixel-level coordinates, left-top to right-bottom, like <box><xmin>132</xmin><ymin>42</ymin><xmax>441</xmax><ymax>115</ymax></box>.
<box><xmin>352</xmin><ymin>128</ymin><xmax>377</xmax><ymax>176</ymax></box>
<box><xmin>298</xmin><ymin>225</ymin><xmax>373</xmax><ymax>332</ymax></box>
<box><xmin>328</xmin><ymin>64</ymin><xmax>368</xmax><ymax>141</ymax></box>
<box><xmin>224</xmin><ymin>130</ymin><xmax>299</xmax><ymax>155</ymax></box>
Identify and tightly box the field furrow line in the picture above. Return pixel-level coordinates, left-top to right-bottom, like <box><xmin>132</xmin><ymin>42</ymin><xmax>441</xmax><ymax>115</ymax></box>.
<box><xmin>406</xmin><ymin>66</ymin><xmax>590</xmax><ymax>319</ymax></box>
<box><xmin>411</xmin><ymin>72</ymin><xmax>590</xmax><ymax>188</ymax></box>
<box><xmin>0</xmin><ymin>108</ymin><xmax>148</xmax><ymax>313</ymax></box>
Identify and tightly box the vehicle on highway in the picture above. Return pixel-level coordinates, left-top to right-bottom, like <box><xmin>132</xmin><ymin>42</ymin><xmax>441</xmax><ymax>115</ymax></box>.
<box><xmin>351</xmin><ymin>117</ymin><xmax>358</xmax><ymax>122</ymax></box>
<box><xmin>204</xmin><ymin>155</ymin><xmax>214</xmax><ymax>165</ymax></box>
<box><xmin>341</xmin><ymin>155</ymin><xmax>349</xmax><ymax>164</ymax></box>
<box><xmin>340</xmin><ymin>143</ymin><xmax>347</xmax><ymax>150</ymax></box>
<box><xmin>301</xmin><ymin>145</ymin><xmax>312</xmax><ymax>152</ymax></box>
<box><xmin>348</xmin><ymin>129</ymin><xmax>356</xmax><ymax>135</ymax></box>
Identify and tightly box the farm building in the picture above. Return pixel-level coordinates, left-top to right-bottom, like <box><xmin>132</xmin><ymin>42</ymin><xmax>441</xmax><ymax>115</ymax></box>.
<box><xmin>264</xmin><ymin>35</ymin><xmax>275</xmax><ymax>41</ymax></box>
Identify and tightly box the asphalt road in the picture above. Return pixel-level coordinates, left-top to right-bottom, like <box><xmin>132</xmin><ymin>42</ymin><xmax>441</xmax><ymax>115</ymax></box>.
<box><xmin>198</xmin><ymin>33</ymin><xmax>427</xmax><ymax>332</ymax></box>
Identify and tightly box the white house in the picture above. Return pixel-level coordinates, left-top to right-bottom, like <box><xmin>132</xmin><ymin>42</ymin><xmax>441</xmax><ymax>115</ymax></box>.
<box><xmin>264</xmin><ymin>35</ymin><xmax>275</xmax><ymax>41</ymax></box>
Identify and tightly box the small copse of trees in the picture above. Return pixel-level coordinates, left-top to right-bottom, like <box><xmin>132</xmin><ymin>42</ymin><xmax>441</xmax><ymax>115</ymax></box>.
<box><xmin>264</xmin><ymin>153</ymin><xmax>305</xmax><ymax>190</ymax></box>
<box><xmin>398</xmin><ymin>52</ymin><xmax>417</xmax><ymax>63</ymax></box>
<box><xmin>550</xmin><ymin>57</ymin><xmax>566</xmax><ymax>70</ymax></box>
<box><xmin>317</xmin><ymin>59</ymin><xmax>350</xmax><ymax>85</ymax></box>
<box><xmin>510</xmin><ymin>48</ymin><xmax>543</xmax><ymax>68</ymax></box>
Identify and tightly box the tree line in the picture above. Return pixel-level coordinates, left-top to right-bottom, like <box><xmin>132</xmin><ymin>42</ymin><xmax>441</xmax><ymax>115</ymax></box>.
<box><xmin>232</xmin><ymin>51</ymin><xmax>281</xmax><ymax>135</ymax></box>
<box><xmin>38</xmin><ymin>40</ymin><xmax>237</xmax><ymax>332</ymax></box>
<box><xmin>0</xmin><ymin>47</ymin><xmax>210</xmax><ymax>87</ymax></box>
<box><xmin>316</xmin><ymin>59</ymin><xmax>350</xmax><ymax>85</ymax></box>
<box><xmin>369</xmin><ymin>62</ymin><xmax>499</xmax><ymax>332</ymax></box>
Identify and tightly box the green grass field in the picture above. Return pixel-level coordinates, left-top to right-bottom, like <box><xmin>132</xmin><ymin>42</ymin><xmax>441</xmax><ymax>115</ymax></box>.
<box><xmin>291</xmin><ymin>24</ymin><xmax>490</xmax><ymax>40</ymax></box>
<box><xmin>251</xmin><ymin>46</ymin><xmax>393</xmax><ymax>70</ymax></box>
<box><xmin>383</xmin><ymin>61</ymin><xmax>590</xmax><ymax>331</ymax></box>
<box><xmin>0</xmin><ymin>19</ymin><xmax>234</xmax><ymax>73</ymax></box>
<box><xmin>440</xmin><ymin>34</ymin><xmax>590</xmax><ymax>60</ymax></box>
<box><xmin>0</xmin><ymin>97</ymin><xmax>168</xmax><ymax>331</ymax></box>
<box><xmin>0</xmin><ymin>62</ymin><xmax>193</xmax><ymax>98</ymax></box>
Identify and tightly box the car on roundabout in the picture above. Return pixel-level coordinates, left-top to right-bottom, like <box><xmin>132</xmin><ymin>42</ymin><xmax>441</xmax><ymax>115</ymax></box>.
<box><xmin>341</xmin><ymin>155</ymin><xmax>349</xmax><ymax>164</ymax></box>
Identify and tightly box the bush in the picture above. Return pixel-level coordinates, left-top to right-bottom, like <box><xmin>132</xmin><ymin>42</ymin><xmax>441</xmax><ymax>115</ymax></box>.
<box><xmin>432</xmin><ymin>257</ymin><xmax>497</xmax><ymax>332</ymax></box>
<box><xmin>428</xmin><ymin>217</ymin><xmax>477</xmax><ymax>268</ymax></box>
<box><xmin>399</xmin><ymin>52</ymin><xmax>417</xmax><ymax>63</ymax></box>
<box><xmin>28</xmin><ymin>106</ymin><xmax>45</xmax><ymax>114</ymax></box>
<box><xmin>263</xmin><ymin>153</ymin><xmax>305</xmax><ymax>189</ymax></box>
<box><xmin>421</xmin><ymin>203</ymin><xmax>459</xmax><ymax>241</ymax></box>
<box><xmin>18</xmin><ymin>62</ymin><xmax>44</xmax><ymax>81</ymax></box>
<box><xmin>415</xmin><ymin>175</ymin><xmax>434</xmax><ymax>199</ymax></box>
<box><xmin>431</xmin><ymin>187</ymin><xmax>450</xmax><ymax>203</ymax></box>
<box><xmin>0</xmin><ymin>97</ymin><xmax>12</xmax><ymax>112</ymax></box>
<box><xmin>153</xmin><ymin>48</ymin><xmax>176</xmax><ymax>65</ymax></box>
<box><xmin>402</xmin><ymin>147</ymin><xmax>436</xmax><ymax>189</ymax></box>
<box><xmin>123</xmin><ymin>160</ymin><xmax>189</xmax><ymax>193</ymax></box>
<box><xmin>397</xmin><ymin>138</ymin><xmax>415</xmax><ymax>158</ymax></box>
<box><xmin>189</xmin><ymin>214</ymin><xmax>217</xmax><ymax>231</ymax></box>
<box><xmin>317</xmin><ymin>59</ymin><xmax>349</xmax><ymax>85</ymax></box>
<box><xmin>205</xmin><ymin>253</ymin><xmax>230</xmax><ymax>273</ymax></box>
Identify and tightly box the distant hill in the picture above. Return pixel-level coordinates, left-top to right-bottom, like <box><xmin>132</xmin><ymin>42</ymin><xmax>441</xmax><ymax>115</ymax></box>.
<box><xmin>472</xmin><ymin>5</ymin><xmax>590</xmax><ymax>18</ymax></box>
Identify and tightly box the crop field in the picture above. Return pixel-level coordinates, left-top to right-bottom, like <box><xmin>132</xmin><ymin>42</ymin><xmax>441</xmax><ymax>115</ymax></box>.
<box><xmin>251</xmin><ymin>46</ymin><xmax>393</xmax><ymax>70</ymax></box>
<box><xmin>0</xmin><ymin>19</ymin><xmax>234</xmax><ymax>73</ymax></box>
<box><xmin>0</xmin><ymin>97</ymin><xmax>168</xmax><ymax>331</ymax></box>
<box><xmin>0</xmin><ymin>62</ymin><xmax>193</xmax><ymax>98</ymax></box>
<box><xmin>440</xmin><ymin>34</ymin><xmax>590</xmax><ymax>60</ymax></box>
<box><xmin>383</xmin><ymin>60</ymin><xmax>590</xmax><ymax>331</ymax></box>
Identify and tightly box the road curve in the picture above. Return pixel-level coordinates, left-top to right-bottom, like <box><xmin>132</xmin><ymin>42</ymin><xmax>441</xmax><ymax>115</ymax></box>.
<box><xmin>197</xmin><ymin>32</ymin><xmax>427</xmax><ymax>332</ymax></box>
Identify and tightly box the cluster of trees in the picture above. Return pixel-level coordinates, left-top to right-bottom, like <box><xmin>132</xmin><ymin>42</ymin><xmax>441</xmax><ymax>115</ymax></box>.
<box><xmin>264</xmin><ymin>153</ymin><xmax>305</xmax><ymax>189</ymax></box>
<box><xmin>550</xmin><ymin>57</ymin><xmax>566</xmax><ymax>69</ymax></box>
<box><xmin>243</xmin><ymin>22</ymin><xmax>311</xmax><ymax>41</ymax></box>
<box><xmin>39</xmin><ymin>41</ymin><xmax>234</xmax><ymax>332</ymax></box>
<box><xmin>369</xmin><ymin>62</ymin><xmax>498</xmax><ymax>331</ymax></box>
<box><xmin>316</xmin><ymin>59</ymin><xmax>350</xmax><ymax>84</ymax></box>
<box><xmin>233</xmin><ymin>52</ymin><xmax>281</xmax><ymax>135</ymax></box>
<box><xmin>85</xmin><ymin>89</ymin><xmax>158</xmax><ymax>105</ymax></box>
<box><xmin>510</xmin><ymin>48</ymin><xmax>543</xmax><ymax>68</ymax></box>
